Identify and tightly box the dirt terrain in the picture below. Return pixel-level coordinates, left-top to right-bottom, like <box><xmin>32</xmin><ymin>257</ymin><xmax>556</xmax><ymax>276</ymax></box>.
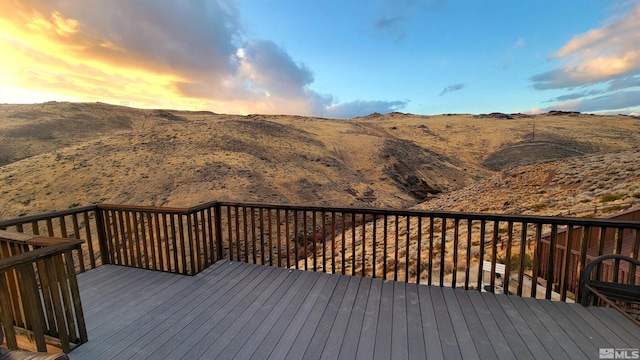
<box><xmin>1</xmin><ymin>102</ymin><xmax>639</xmax><ymax>219</ymax></box>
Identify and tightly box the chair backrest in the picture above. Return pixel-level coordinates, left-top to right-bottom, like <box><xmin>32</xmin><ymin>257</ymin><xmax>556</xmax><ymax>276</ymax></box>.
<box><xmin>482</xmin><ymin>261</ymin><xmax>506</xmax><ymax>275</ymax></box>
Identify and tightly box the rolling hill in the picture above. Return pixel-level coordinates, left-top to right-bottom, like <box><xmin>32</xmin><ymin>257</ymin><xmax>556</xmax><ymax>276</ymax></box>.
<box><xmin>1</xmin><ymin>102</ymin><xmax>639</xmax><ymax>219</ymax></box>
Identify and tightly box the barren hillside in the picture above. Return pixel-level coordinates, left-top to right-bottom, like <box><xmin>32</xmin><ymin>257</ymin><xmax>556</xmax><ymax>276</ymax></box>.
<box><xmin>417</xmin><ymin>148</ymin><xmax>640</xmax><ymax>216</ymax></box>
<box><xmin>1</xmin><ymin>102</ymin><xmax>639</xmax><ymax>219</ymax></box>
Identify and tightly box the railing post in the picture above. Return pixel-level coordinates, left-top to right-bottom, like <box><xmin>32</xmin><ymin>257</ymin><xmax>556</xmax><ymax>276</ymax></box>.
<box><xmin>94</xmin><ymin>207</ymin><xmax>110</xmax><ymax>266</ymax></box>
<box><xmin>0</xmin><ymin>274</ymin><xmax>18</xmax><ymax>349</ymax></box>
<box><xmin>214</xmin><ymin>203</ymin><xmax>224</xmax><ymax>261</ymax></box>
<box><xmin>576</xmin><ymin>226</ymin><xmax>591</xmax><ymax>303</ymax></box>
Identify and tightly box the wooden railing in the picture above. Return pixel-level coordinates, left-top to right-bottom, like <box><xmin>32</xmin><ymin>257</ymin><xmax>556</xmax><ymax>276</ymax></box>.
<box><xmin>95</xmin><ymin>204</ymin><xmax>220</xmax><ymax>275</ymax></box>
<box><xmin>0</xmin><ymin>231</ymin><xmax>87</xmax><ymax>353</ymax></box>
<box><xmin>1</xmin><ymin>202</ymin><xmax>639</xmax><ymax>303</ymax></box>
<box><xmin>0</xmin><ymin>206</ymin><xmax>103</xmax><ymax>274</ymax></box>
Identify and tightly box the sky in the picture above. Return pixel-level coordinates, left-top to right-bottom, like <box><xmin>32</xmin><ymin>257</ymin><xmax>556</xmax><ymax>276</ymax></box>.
<box><xmin>1</xmin><ymin>0</ymin><xmax>640</xmax><ymax>118</ymax></box>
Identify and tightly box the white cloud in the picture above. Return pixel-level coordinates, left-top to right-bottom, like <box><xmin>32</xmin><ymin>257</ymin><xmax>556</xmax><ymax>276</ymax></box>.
<box><xmin>2</xmin><ymin>0</ymin><xmax>407</xmax><ymax>118</ymax></box>
<box><xmin>531</xmin><ymin>5</ymin><xmax>640</xmax><ymax>90</ymax></box>
<box><xmin>530</xmin><ymin>4</ymin><xmax>640</xmax><ymax>115</ymax></box>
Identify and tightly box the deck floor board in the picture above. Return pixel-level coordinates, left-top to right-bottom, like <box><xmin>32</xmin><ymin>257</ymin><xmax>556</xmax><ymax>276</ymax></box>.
<box><xmin>69</xmin><ymin>262</ymin><xmax>639</xmax><ymax>359</ymax></box>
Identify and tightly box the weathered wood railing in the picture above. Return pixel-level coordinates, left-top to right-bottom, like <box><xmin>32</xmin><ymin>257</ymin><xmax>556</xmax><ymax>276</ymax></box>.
<box><xmin>0</xmin><ymin>206</ymin><xmax>103</xmax><ymax>274</ymax></box>
<box><xmin>0</xmin><ymin>231</ymin><xmax>87</xmax><ymax>353</ymax></box>
<box><xmin>1</xmin><ymin>202</ymin><xmax>639</xmax><ymax>303</ymax></box>
<box><xmin>95</xmin><ymin>204</ymin><xmax>220</xmax><ymax>275</ymax></box>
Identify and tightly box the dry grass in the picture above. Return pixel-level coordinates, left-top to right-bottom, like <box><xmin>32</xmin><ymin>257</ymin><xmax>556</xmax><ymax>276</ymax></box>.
<box><xmin>2</xmin><ymin>103</ymin><xmax>639</xmax><ymax>220</ymax></box>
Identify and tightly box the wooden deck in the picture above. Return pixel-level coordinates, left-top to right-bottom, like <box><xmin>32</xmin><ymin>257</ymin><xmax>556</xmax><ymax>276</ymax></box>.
<box><xmin>69</xmin><ymin>261</ymin><xmax>640</xmax><ymax>360</ymax></box>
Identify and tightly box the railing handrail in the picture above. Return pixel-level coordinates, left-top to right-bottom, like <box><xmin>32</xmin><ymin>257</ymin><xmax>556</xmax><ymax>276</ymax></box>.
<box><xmin>0</xmin><ymin>205</ymin><xmax>98</xmax><ymax>227</ymax></box>
<box><xmin>212</xmin><ymin>201</ymin><xmax>640</xmax><ymax>228</ymax></box>
<box><xmin>3</xmin><ymin>201</ymin><xmax>638</xmax><ymax>229</ymax></box>
<box><xmin>97</xmin><ymin>203</ymin><xmax>189</xmax><ymax>214</ymax></box>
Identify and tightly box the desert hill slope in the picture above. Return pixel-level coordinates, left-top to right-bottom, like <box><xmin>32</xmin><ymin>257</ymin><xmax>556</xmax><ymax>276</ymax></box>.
<box><xmin>417</xmin><ymin>148</ymin><xmax>640</xmax><ymax>216</ymax></box>
<box><xmin>1</xmin><ymin>102</ymin><xmax>639</xmax><ymax>219</ymax></box>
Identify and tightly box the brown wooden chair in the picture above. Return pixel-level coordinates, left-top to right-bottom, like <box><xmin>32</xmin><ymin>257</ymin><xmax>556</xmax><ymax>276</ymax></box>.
<box><xmin>0</xmin><ymin>323</ymin><xmax>69</xmax><ymax>360</ymax></box>
<box><xmin>580</xmin><ymin>254</ymin><xmax>640</xmax><ymax>326</ymax></box>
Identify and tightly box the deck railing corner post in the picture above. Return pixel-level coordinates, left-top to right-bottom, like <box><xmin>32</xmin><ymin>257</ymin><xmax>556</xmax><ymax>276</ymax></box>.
<box><xmin>214</xmin><ymin>202</ymin><xmax>224</xmax><ymax>261</ymax></box>
<box><xmin>94</xmin><ymin>206</ymin><xmax>110</xmax><ymax>265</ymax></box>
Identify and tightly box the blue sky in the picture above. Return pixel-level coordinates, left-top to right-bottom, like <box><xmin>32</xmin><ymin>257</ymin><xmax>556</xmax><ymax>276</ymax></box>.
<box><xmin>1</xmin><ymin>0</ymin><xmax>639</xmax><ymax>117</ymax></box>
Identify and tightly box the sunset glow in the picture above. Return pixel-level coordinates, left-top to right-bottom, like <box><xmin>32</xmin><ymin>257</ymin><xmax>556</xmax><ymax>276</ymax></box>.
<box><xmin>1</xmin><ymin>0</ymin><xmax>640</xmax><ymax>117</ymax></box>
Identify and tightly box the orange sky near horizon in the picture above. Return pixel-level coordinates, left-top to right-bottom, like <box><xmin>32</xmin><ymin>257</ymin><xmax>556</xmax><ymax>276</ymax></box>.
<box><xmin>2</xmin><ymin>1</ymin><xmax>640</xmax><ymax>117</ymax></box>
<box><xmin>0</xmin><ymin>2</ymin><xmax>278</xmax><ymax>114</ymax></box>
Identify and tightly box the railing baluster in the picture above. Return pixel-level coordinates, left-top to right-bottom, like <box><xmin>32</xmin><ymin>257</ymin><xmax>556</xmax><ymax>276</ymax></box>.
<box><xmin>630</xmin><ymin>230</ymin><xmax>640</xmax><ymax>285</ymax></box>
<box><xmin>178</xmin><ymin>215</ymin><xmax>188</xmax><ymax>275</ymax></box>
<box><xmin>71</xmin><ymin>213</ymin><xmax>85</xmax><ymax>273</ymax></box>
<box><xmin>372</xmin><ymin>215</ymin><xmax>377</xmax><ymax>278</ymax></box>
<box><xmin>394</xmin><ymin>215</ymin><xmax>399</xmax><ymax>282</ymax></box>
<box><xmin>251</xmin><ymin>208</ymin><xmax>258</xmax><ymax>265</ymax></box>
<box><xmin>321</xmin><ymin>211</ymin><xmax>326</xmax><ymax>273</ymax></box>
<box><xmin>545</xmin><ymin>224</ymin><xmax>558</xmax><ymax>300</ymax></box>
<box><xmin>117</xmin><ymin>211</ymin><xmax>129</xmax><ymax>266</ymax></box>
<box><xmin>131</xmin><ymin>212</ymin><xmax>143</xmax><ymax>269</ymax></box>
<box><xmin>341</xmin><ymin>212</ymin><xmax>346</xmax><ymax>275</ymax></box>
<box><xmin>477</xmin><ymin>220</ymin><xmax>486</xmax><ymax>292</ymax></box>
<box><xmin>361</xmin><ymin>213</ymin><xmax>366</xmax><ymax>277</ymax></box>
<box><xmin>53</xmin><ymin>254</ymin><xmax>77</xmax><ymax>343</ymax></box>
<box><xmin>531</xmin><ymin>223</ymin><xmax>542</xmax><ymax>298</ymax></box>
<box><xmin>169</xmin><ymin>214</ymin><xmax>178</xmax><ymax>273</ymax></box>
<box><xmin>186</xmin><ymin>213</ymin><xmax>196</xmax><ymax>275</ymax></box>
<box><xmin>490</xmin><ymin>221</ymin><xmax>499</xmax><ymax>292</ymax></box>
<box><xmin>233</xmin><ymin>206</ymin><xmax>239</xmax><ymax>262</ymax></box>
<box><xmin>351</xmin><ymin>212</ymin><xmax>356</xmax><ymax>276</ymax></box>
<box><xmin>383</xmin><ymin>215</ymin><xmax>388</xmax><ymax>280</ymax></box>
<box><xmin>284</xmin><ymin>209</ymin><xmax>290</xmax><ymax>268</ymax></box>
<box><xmin>293</xmin><ymin>210</ymin><xmax>299</xmax><ymax>270</ymax></box>
<box><xmin>331</xmin><ymin>212</ymin><xmax>336</xmax><ymax>274</ymax></box>
<box><xmin>277</xmin><ymin>210</ymin><xmax>283</xmax><ymax>267</ymax></box>
<box><xmin>596</xmin><ymin>227</ymin><xmax>607</xmax><ymax>280</ymax></box>
<box><xmin>612</xmin><ymin>227</ymin><xmax>624</xmax><ymax>283</ymax></box>
<box><xmin>64</xmin><ymin>250</ymin><xmax>87</xmax><ymax>343</ymax></box>
<box><xmin>258</xmin><ymin>208</ymin><xmax>263</xmax><ymax>265</ymax></box>
<box><xmin>206</xmin><ymin>208</ymin><xmax>214</xmax><ymax>265</ymax></box>
<box><xmin>504</xmin><ymin>221</ymin><xmax>513</xmax><ymax>295</ymax></box>
<box><xmin>560</xmin><ymin>225</ymin><xmax>574</xmax><ymax>301</ymax></box>
<box><xmin>162</xmin><ymin>214</ymin><xmax>171</xmax><ymax>272</ymax></box>
<box><xmin>452</xmin><ymin>218</ymin><xmax>459</xmax><ymax>289</ymax></box>
<box><xmin>440</xmin><ymin>217</ymin><xmax>447</xmax><ymax>287</ymax></box>
<box><xmin>268</xmin><ymin>209</ymin><xmax>273</xmax><ymax>267</ymax></box>
<box><xmin>312</xmin><ymin>211</ymin><xmax>318</xmax><ymax>271</ymax></box>
<box><xmin>303</xmin><ymin>211</ymin><xmax>309</xmax><ymax>271</ymax></box>
<box><xmin>46</xmin><ymin>218</ymin><xmax>54</xmax><ymax>236</ymax></box>
<box><xmin>243</xmin><ymin>207</ymin><xmax>249</xmax><ymax>264</ymax></box>
<box><xmin>405</xmin><ymin>216</ymin><xmax>410</xmax><ymax>283</ymax></box>
<box><xmin>17</xmin><ymin>263</ymin><xmax>48</xmax><ymax>351</ymax></box>
<box><xmin>31</xmin><ymin>221</ymin><xmax>40</xmax><ymax>235</ymax></box>
<box><xmin>146</xmin><ymin>213</ymin><xmax>157</xmax><ymax>270</ymax></box>
<box><xmin>59</xmin><ymin>215</ymin><xmax>68</xmax><ymax>238</ymax></box>
<box><xmin>138</xmin><ymin>212</ymin><xmax>149</xmax><ymax>270</ymax></box>
<box><xmin>465</xmin><ymin>220</ymin><xmax>472</xmax><ymax>290</ymax></box>
<box><xmin>0</xmin><ymin>273</ymin><xmax>18</xmax><ymax>349</ymax></box>
<box><xmin>428</xmin><ymin>216</ymin><xmax>434</xmax><ymax>286</ymax></box>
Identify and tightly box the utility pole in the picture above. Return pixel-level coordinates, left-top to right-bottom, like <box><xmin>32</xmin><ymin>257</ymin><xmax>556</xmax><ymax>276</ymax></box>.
<box><xmin>532</xmin><ymin>122</ymin><xmax>535</xmax><ymax>141</ymax></box>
